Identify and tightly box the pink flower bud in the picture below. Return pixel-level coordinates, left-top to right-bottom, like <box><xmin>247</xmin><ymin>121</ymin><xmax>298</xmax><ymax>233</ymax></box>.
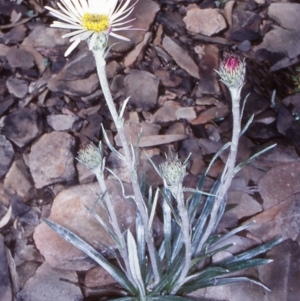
<box><xmin>216</xmin><ymin>54</ymin><xmax>246</xmax><ymax>101</ymax></box>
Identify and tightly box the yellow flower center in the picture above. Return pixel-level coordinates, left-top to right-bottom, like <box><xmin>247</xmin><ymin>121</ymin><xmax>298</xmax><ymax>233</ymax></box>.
<box><xmin>82</xmin><ymin>13</ymin><xmax>110</xmax><ymax>32</ymax></box>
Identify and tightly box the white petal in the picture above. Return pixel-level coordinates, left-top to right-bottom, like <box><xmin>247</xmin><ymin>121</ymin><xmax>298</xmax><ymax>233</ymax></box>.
<box><xmin>57</xmin><ymin>3</ymin><xmax>82</xmax><ymax>23</ymax></box>
<box><xmin>88</xmin><ymin>32</ymin><xmax>98</xmax><ymax>50</ymax></box>
<box><xmin>51</xmin><ymin>22</ymin><xmax>83</xmax><ymax>29</ymax></box>
<box><xmin>46</xmin><ymin>6</ymin><xmax>78</xmax><ymax>24</ymax></box>
<box><xmin>61</xmin><ymin>0</ymin><xmax>82</xmax><ymax>20</ymax></box>
<box><xmin>111</xmin><ymin>18</ymin><xmax>135</xmax><ymax>27</ymax></box>
<box><xmin>65</xmin><ymin>39</ymin><xmax>81</xmax><ymax>56</ymax></box>
<box><xmin>62</xmin><ymin>29</ymin><xmax>86</xmax><ymax>38</ymax></box>
<box><xmin>70</xmin><ymin>30</ymin><xmax>92</xmax><ymax>41</ymax></box>
<box><xmin>109</xmin><ymin>31</ymin><xmax>130</xmax><ymax>41</ymax></box>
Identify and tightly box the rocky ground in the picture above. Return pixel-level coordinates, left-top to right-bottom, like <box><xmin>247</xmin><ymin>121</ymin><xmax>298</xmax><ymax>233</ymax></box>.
<box><xmin>1</xmin><ymin>0</ymin><xmax>300</xmax><ymax>300</ymax></box>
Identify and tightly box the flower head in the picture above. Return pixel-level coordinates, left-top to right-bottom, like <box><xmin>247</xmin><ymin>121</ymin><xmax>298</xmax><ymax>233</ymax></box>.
<box><xmin>46</xmin><ymin>0</ymin><xmax>138</xmax><ymax>56</ymax></box>
<box><xmin>77</xmin><ymin>142</ymin><xmax>104</xmax><ymax>172</ymax></box>
<box><xmin>216</xmin><ymin>54</ymin><xmax>246</xmax><ymax>101</ymax></box>
<box><xmin>159</xmin><ymin>155</ymin><xmax>187</xmax><ymax>187</ymax></box>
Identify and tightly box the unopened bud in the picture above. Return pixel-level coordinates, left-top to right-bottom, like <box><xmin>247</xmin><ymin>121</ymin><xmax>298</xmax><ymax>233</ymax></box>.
<box><xmin>77</xmin><ymin>142</ymin><xmax>104</xmax><ymax>172</ymax></box>
<box><xmin>159</xmin><ymin>155</ymin><xmax>187</xmax><ymax>187</ymax></box>
<box><xmin>216</xmin><ymin>54</ymin><xmax>246</xmax><ymax>101</ymax></box>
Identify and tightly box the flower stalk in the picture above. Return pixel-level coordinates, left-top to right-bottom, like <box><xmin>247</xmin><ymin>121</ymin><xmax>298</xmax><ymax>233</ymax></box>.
<box><xmin>94</xmin><ymin>50</ymin><xmax>160</xmax><ymax>283</ymax></box>
<box><xmin>77</xmin><ymin>143</ymin><xmax>134</xmax><ymax>283</ymax></box>
<box><xmin>197</xmin><ymin>54</ymin><xmax>246</xmax><ymax>253</ymax></box>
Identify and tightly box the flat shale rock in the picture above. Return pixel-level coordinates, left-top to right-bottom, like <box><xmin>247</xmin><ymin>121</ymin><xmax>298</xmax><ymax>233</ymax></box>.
<box><xmin>258</xmin><ymin>161</ymin><xmax>300</xmax><ymax>209</ymax></box>
<box><xmin>124</xmin><ymin>70</ymin><xmax>159</xmax><ymax>111</ymax></box>
<box><xmin>254</xmin><ymin>26</ymin><xmax>300</xmax><ymax>60</ymax></box>
<box><xmin>0</xmin><ymin>234</ymin><xmax>12</xmax><ymax>301</ymax></box>
<box><xmin>16</xmin><ymin>262</ymin><xmax>83</xmax><ymax>301</ymax></box>
<box><xmin>183</xmin><ymin>6</ymin><xmax>227</xmax><ymax>36</ymax></box>
<box><xmin>268</xmin><ymin>3</ymin><xmax>300</xmax><ymax>31</ymax></box>
<box><xmin>4</xmin><ymin>158</ymin><xmax>31</xmax><ymax>198</ymax></box>
<box><xmin>112</xmin><ymin>0</ymin><xmax>159</xmax><ymax>52</ymax></box>
<box><xmin>48</xmin><ymin>50</ymin><xmax>98</xmax><ymax>96</ymax></box>
<box><xmin>34</xmin><ymin>181</ymin><xmax>136</xmax><ymax>270</ymax></box>
<box><xmin>227</xmin><ymin>190</ymin><xmax>262</xmax><ymax>220</ymax></box>
<box><xmin>6</xmin><ymin>47</ymin><xmax>35</xmax><ymax>69</ymax></box>
<box><xmin>47</xmin><ymin>114</ymin><xmax>83</xmax><ymax>132</ymax></box>
<box><xmin>162</xmin><ymin>36</ymin><xmax>200</xmax><ymax>79</ymax></box>
<box><xmin>28</xmin><ymin>132</ymin><xmax>75</xmax><ymax>189</ymax></box>
<box><xmin>0</xmin><ymin>135</ymin><xmax>14</xmax><ymax>179</ymax></box>
<box><xmin>195</xmin><ymin>44</ymin><xmax>220</xmax><ymax>95</ymax></box>
<box><xmin>3</xmin><ymin>108</ymin><xmax>41</xmax><ymax>147</ymax></box>
<box><xmin>246</xmin><ymin>193</ymin><xmax>300</xmax><ymax>242</ymax></box>
<box><xmin>3</xmin><ymin>24</ymin><xmax>27</xmax><ymax>44</ymax></box>
<box><xmin>6</xmin><ymin>77</ymin><xmax>28</xmax><ymax>99</ymax></box>
<box><xmin>258</xmin><ymin>239</ymin><xmax>300</xmax><ymax>301</ymax></box>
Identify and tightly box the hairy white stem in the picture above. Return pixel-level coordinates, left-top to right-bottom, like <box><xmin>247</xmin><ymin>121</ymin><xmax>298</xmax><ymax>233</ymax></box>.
<box><xmin>93</xmin><ymin>50</ymin><xmax>160</xmax><ymax>282</ymax></box>
<box><xmin>171</xmin><ymin>184</ymin><xmax>191</xmax><ymax>294</ymax></box>
<box><xmin>94</xmin><ymin>171</ymin><xmax>134</xmax><ymax>282</ymax></box>
<box><xmin>197</xmin><ymin>92</ymin><xmax>241</xmax><ymax>254</ymax></box>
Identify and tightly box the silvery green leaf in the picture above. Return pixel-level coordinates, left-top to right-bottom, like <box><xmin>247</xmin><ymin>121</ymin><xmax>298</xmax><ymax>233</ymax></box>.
<box><xmin>223</xmin><ymin>258</ymin><xmax>273</xmax><ymax>273</ymax></box>
<box><xmin>179</xmin><ymin>276</ymin><xmax>270</xmax><ymax>294</ymax></box>
<box><xmin>85</xmin><ymin>205</ymin><xmax>120</xmax><ymax>247</ymax></box>
<box><xmin>163</xmin><ymin>189</ymin><xmax>172</xmax><ymax>269</ymax></box>
<box><xmin>43</xmin><ymin>219</ymin><xmax>136</xmax><ymax>294</ymax></box>
<box><xmin>234</xmin><ymin>144</ymin><xmax>276</xmax><ymax>175</ymax></box>
<box><xmin>149</xmin><ymin>296</ymin><xmax>201</xmax><ymax>301</ymax></box>
<box><xmin>101</xmin><ymin>124</ymin><xmax>125</xmax><ymax>161</ymax></box>
<box><xmin>148</xmin><ymin>188</ymin><xmax>159</xmax><ymax>231</ymax></box>
<box><xmin>221</xmin><ymin>238</ymin><xmax>283</xmax><ymax>264</ymax></box>
<box><xmin>208</xmin><ymin>221</ymin><xmax>255</xmax><ymax>248</ymax></box>
<box><xmin>127</xmin><ymin>230</ymin><xmax>146</xmax><ymax>297</ymax></box>
<box><xmin>152</xmin><ymin>248</ymin><xmax>185</xmax><ymax>293</ymax></box>
<box><xmin>184</xmin><ymin>266</ymin><xmax>229</xmax><ymax>284</ymax></box>
<box><xmin>136</xmin><ymin>212</ymin><xmax>146</xmax><ymax>281</ymax></box>
<box><xmin>240</xmin><ymin>93</ymin><xmax>250</xmax><ymax>121</ymax></box>
<box><xmin>105</xmin><ymin>168</ymin><xmax>134</xmax><ymax>199</ymax></box>
<box><xmin>190</xmin><ymin>243</ymin><xmax>234</xmax><ymax>272</ymax></box>
<box><xmin>240</xmin><ymin>114</ymin><xmax>254</xmax><ymax>137</ymax></box>
<box><xmin>119</xmin><ymin>96</ymin><xmax>131</xmax><ymax>119</ymax></box>
<box><xmin>205</xmin><ymin>142</ymin><xmax>231</xmax><ymax>177</ymax></box>
<box><xmin>192</xmin><ymin>179</ymin><xmax>221</xmax><ymax>255</ymax></box>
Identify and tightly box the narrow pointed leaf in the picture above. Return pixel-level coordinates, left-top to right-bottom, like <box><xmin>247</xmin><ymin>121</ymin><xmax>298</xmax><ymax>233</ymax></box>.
<box><xmin>43</xmin><ymin>219</ymin><xmax>136</xmax><ymax>294</ymax></box>
<box><xmin>127</xmin><ymin>230</ymin><xmax>146</xmax><ymax>297</ymax></box>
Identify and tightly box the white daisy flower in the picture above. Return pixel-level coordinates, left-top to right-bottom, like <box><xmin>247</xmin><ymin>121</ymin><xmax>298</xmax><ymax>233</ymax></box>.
<box><xmin>45</xmin><ymin>0</ymin><xmax>138</xmax><ymax>56</ymax></box>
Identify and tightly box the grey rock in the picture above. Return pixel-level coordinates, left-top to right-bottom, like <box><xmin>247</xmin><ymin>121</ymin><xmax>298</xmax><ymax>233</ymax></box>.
<box><xmin>195</xmin><ymin>44</ymin><xmax>220</xmax><ymax>95</ymax></box>
<box><xmin>258</xmin><ymin>161</ymin><xmax>300</xmax><ymax>210</ymax></box>
<box><xmin>124</xmin><ymin>70</ymin><xmax>159</xmax><ymax>111</ymax></box>
<box><xmin>34</xmin><ymin>181</ymin><xmax>136</xmax><ymax>270</ymax></box>
<box><xmin>47</xmin><ymin>114</ymin><xmax>83</xmax><ymax>132</ymax></box>
<box><xmin>6</xmin><ymin>77</ymin><xmax>28</xmax><ymax>98</ymax></box>
<box><xmin>183</xmin><ymin>6</ymin><xmax>227</xmax><ymax>36</ymax></box>
<box><xmin>268</xmin><ymin>3</ymin><xmax>300</xmax><ymax>31</ymax></box>
<box><xmin>258</xmin><ymin>239</ymin><xmax>300</xmax><ymax>301</ymax></box>
<box><xmin>238</xmin><ymin>40</ymin><xmax>252</xmax><ymax>52</ymax></box>
<box><xmin>3</xmin><ymin>108</ymin><xmax>41</xmax><ymax>147</ymax></box>
<box><xmin>16</xmin><ymin>261</ymin><xmax>40</xmax><ymax>289</ymax></box>
<box><xmin>48</xmin><ymin>50</ymin><xmax>98</xmax><ymax>96</ymax></box>
<box><xmin>4</xmin><ymin>159</ymin><xmax>31</xmax><ymax>198</ymax></box>
<box><xmin>232</xmin><ymin>9</ymin><xmax>262</xmax><ymax>33</ymax></box>
<box><xmin>3</xmin><ymin>25</ymin><xmax>26</xmax><ymax>44</ymax></box>
<box><xmin>0</xmin><ymin>135</ymin><xmax>14</xmax><ymax>179</ymax></box>
<box><xmin>254</xmin><ymin>26</ymin><xmax>300</xmax><ymax>59</ymax></box>
<box><xmin>163</xmin><ymin>36</ymin><xmax>200</xmax><ymax>79</ymax></box>
<box><xmin>246</xmin><ymin>193</ymin><xmax>300</xmax><ymax>242</ymax></box>
<box><xmin>0</xmin><ymin>234</ymin><xmax>12</xmax><ymax>301</ymax></box>
<box><xmin>16</xmin><ymin>262</ymin><xmax>83</xmax><ymax>301</ymax></box>
<box><xmin>28</xmin><ymin>132</ymin><xmax>75</xmax><ymax>189</ymax></box>
<box><xmin>112</xmin><ymin>0</ymin><xmax>159</xmax><ymax>52</ymax></box>
<box><xmin>6</xmin><ymin>47</ymin><xmax>34</xmax><ymax>69</ymax></box>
